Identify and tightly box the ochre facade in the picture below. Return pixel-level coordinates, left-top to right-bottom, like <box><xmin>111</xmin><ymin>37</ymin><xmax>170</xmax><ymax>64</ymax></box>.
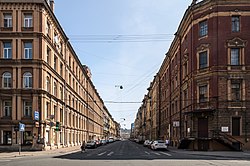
<box><xmin>0</xmin><ymin>0</ymin><xmax>118</xmax><ymax>151</ymax></box>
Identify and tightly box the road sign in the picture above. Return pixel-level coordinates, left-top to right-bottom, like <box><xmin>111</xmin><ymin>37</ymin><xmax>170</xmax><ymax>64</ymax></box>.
<box><xmin>34</xmin><ymin>111</ymin><xmax>39</xmax><ymax>121</ymax></box>
<box><xmin>19</xmin><ymin>123</ymin><xmax>25</xmax><ymax>132</ymax></box>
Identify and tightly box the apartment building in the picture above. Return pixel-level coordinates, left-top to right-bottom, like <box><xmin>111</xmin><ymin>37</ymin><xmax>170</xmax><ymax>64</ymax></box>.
<box><xmin>134</xmin><ymin>0</ymin><xmax>250</xmax><ymax>151</ymax></box>
<box><xmin>0</xmin><ymin>0</ymin><xmax>117</xmax><ymax>151</ymax></box>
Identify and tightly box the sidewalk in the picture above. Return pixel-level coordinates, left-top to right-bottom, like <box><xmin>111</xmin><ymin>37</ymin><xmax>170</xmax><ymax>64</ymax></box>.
<box><xmin>167</xmin><ymin>146</ymin><xmax>250</xmax><ymax>159</ymax></box>
<box><xmin>0</xmin><ymin>145</ymin><xmax>81</xmax><ymax>158</ymax></box>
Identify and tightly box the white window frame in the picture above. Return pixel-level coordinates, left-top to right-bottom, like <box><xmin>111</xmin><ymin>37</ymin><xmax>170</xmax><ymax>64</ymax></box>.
<box><xmin>24</xmin><ymin>14</ymin><xmax>33</xmax><ymax>27</ymax></box>
<box><xmin>2</xmin><ymin>72</ymin><xmax>11</xmax><ymax>88</ymax></box>
<box><xmin>4</xmin><ymin>13</ymin><xmax>12</xmax><ymax>28</ymax></box>
<box><xmin>3</xmin><ymin>100</ymin><xmax>12</xmax><ymax>117</ymax></box>
<box><xmin>24</xmin><ymin>42</ymin><xmax>32</xmax><ymax>59</ymax></box>
<box><xmin>3</xmin><ymin>42</ymin><xmax>12</xmax><ymax>59</ymax></box>
<box><xmin>23</xmin><ymin>101</ymin><xmax>32</xmax><ymax>117</ymax></box>
<box><xmin>23</xmin><ymin>72</ymin><xmax>32</xmax><ymax>88</ymax></box>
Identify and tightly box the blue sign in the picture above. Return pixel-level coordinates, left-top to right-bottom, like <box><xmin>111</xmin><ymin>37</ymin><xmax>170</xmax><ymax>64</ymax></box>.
<box><xmin>34</xmin><ymin>111</ymin><xmax>39</xmax><ymax>121</ymax></box>
<box><xmin>19</xmin><ymin>123</ymin><xmax>25</xmax><ymax>132</ymax></box>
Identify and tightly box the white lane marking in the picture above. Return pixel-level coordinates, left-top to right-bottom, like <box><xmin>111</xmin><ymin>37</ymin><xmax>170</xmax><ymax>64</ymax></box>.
<box><xmin>160</xmin><ymin>152</ymin><xmax>172</xmax><ymax>156</ymax></box>
<box><xmin>107</xmin><ymin>151</ymin><xmax>114</xmax><ymax>156</ymax></box>
<box><xmin>152</xmin><ymin>152</ymin><xmax>161</xmax><ymax>156</ymax></box>
<box><xmin>97</xmin><ymin>151</ymin><xmax>107</xmax><ymax>156</ymax></box>
<box><xmin>145</xmin><ymin>151</ymin><xmax>150</xmax><ymax>155</ymax></box>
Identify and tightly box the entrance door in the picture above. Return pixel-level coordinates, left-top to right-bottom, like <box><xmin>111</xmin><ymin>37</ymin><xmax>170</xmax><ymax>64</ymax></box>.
<box><xmin>232</xmin><ymin>117</ymin><xmax>240</xmax><ymax>136</ymax></box>
<box><xmin>198</xmin><ymin>118</ymin><xmax>209</xmax><ymax>151</ymax></box>
<box><xmin>198</xmin><ymin>118</ymin><xmax>208</xmax><ymax>138</ymax></box>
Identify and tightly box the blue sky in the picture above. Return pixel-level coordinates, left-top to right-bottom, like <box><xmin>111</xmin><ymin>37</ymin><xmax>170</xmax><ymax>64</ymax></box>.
<box><xmin>55</xmin><ymin>0</ymin><xmax>192</xmax><ymax>129</ymax></box>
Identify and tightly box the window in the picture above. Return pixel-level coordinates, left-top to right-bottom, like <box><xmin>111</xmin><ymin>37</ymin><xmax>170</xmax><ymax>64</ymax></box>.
<box><xmin>2</xmin><ymin>72</ymin><xmax>11</xmax><ymax>88</ymax></box>
<box><xmin>46</xmin><ymin>21</ymin><xmax>51</xmax><ymax>36</ymax></box>
<box><xmin>24</xmin><ymin>42</ymin><xmax>32</xmax><ymax>59</ymax></box>
<box><xmin>60</xmin><ymin>62</ymin><xmax>63</xmax><ymax>75</ymax></box>
<box><xmin>199</xmin><ymin>20</ymin><xmax>208</xmax><ymax>37</ymax></box>
<box><xmin>231</xmin><ymin>48</ymin><xmax>240</xmax><ymax>65</ymax></box>
<box><xmin>199</xmin><ymin>51</ymin><xmax>208</xmax><ymax>69</ymax></box>
<box><xmin>46</xmin><ymin>76</ymin><xmax>51</xmax><ymax>92</ymax></box>
<box><xmin>231</xmin><ymin>83</ymin><xmax>241</xmax><ymax>101</ymax></box>
<box><xmin>46</xmin><ymin>102</ymin><xmax>50</xmax><ymax>119</ymax></box>
<box><xmin>23</xmin><ymin>72</ymin><xmax>32</xmax><ymax>88</ymax></box>
<box><xmin>47</xmin><ymin>47</ymin><xmax>51</xmax><ymax>64</ymax></box>
<box><xmin>60</xmin><ymin>86</ymin><xmax>63</xmax><ymax>100</ymax></box>
<box><xmin>54</xmin><ymin>55</ymin><xmax>57</xmax><ymax>70</ymax></box>
<box><xmin>3</xmin><ymin>101</ymin><xmax>12</xmax><ymax>117</ymax></box>
<box><xmin>23</xmin><ymin>101</ymin><xmax>32</xmax><ymax>117</ymax></box>
<box><xmin>4</xmin><ymin>13</ymin><xmax>12</xmax><ymax>28</ymax></box>
<box><xmin>54</xmin><ymin>81</ymin><xmax>57</xmax><ymax>96</ymax></box>
<box><xmin>3</xmin><ymin>42</ymin><xmax>12</xmax><ymax>59</ymax></box>
<box><xmin>199</xmin><ymin>85</ymin><xmax>208</xmax><ymax>102</ymax></box>
<box><xmin>232</xmin><ymin>16</ymin><xmax>240</xmax><ymax>32</ymax></box>
<box><xmin>24</xmin><ymin>13</ymin><xmax>33</xmax><ymax>27</ymax></box>
<box><xmin>69</xmin><ymin>74</ymin><xmax>71</xmax><ymax>85</ymax></box>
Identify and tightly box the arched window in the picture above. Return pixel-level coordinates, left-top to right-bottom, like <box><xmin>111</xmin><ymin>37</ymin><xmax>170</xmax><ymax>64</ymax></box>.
<box><xmin>23</xmin><ymin>72</ymin><xmax>32</xmax><ymax>88</ymax></box>
<box><xmin>2</xmin><ymin>72</ymin><xmax>11</xmax><ymax>88</ymax></box>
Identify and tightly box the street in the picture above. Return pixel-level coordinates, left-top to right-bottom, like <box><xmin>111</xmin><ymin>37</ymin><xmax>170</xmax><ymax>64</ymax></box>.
<box><xmin>0</xmin><ymin>140</ymin><xmax>250</xmax><ymax>166</ymax></box>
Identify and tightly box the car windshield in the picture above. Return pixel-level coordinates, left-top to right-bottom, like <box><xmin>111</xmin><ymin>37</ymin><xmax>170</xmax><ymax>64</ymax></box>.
<box><xmin>157</xmin><ymin>140</ymin><xmax>165</xmax><ymax>143</ymax></box>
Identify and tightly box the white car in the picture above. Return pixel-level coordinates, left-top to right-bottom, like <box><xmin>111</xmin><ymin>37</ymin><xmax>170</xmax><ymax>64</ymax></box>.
<box><xmin>150</xmin><ymin>140</ymin><xmax>168</xmax><ymax>150</ymax></box>
<box><xmin>143</xmin><ymin>140</ymin><xmax>151</xmax><ymax>147</ymax></box>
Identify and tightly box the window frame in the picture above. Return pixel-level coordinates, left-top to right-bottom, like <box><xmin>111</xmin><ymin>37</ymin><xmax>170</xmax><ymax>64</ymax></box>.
<box><xmin>23</xmin><ymin>13</ymin><xmax>33</xmax><ymax>28</ymax></box>
<box><xmin>2</xmin><ymin>72</ymin><xmax>12</xmax><ymax>88</ymax></box>
<box><xmin>3</xmin><ymin>100</ymin><xmax>12</xmax><ymax>117</ymax></box>
<box><xmin>23</xmin><ymin>100</ymin><xmax>32</xmax><ymax>117</ymax></box>
<box><xmin>23</xmin><ymin>42</ymin><xmax>33</xmax><ymax>59</ymax></box>
<box><xmin>3</xmin><ymin>13</ymin><xmax>12</xmax><ymax>28</ymax></box>
<box><xmin>232</xmin><ymin>16</ymin><xmax>240</xmax><ymax>32</ymax></box>
<box><xmin>199</xmin><ymin>20</ymin><xmax>208</xmax><ymax>37</ymax></box>
<box><xmin>199</xmin><ymin>85</ymin><xmax>208</xmax><ymax>103</ymax></box>
<box><xmin>23</xmin><ymin>72</ymin><xmax>32</xmax><ymax>88</ymax></box>
<box><xmin>3</xmin><ymin>41</ymin><xmax>12</xmax><ymax>59</ymax></box>
<box><xmin>230</xmin><ymin>48</ymin><xmax>240</xmax><ymax>66</ymax></box>
<box><xmin>199</xmin><ymin>51</ymin><xmax>208</xmax><ymax>69</ymax></box>
<box><xmin>231</xmin><ymin>82</ymin><xmax>241</xmax><ymax>101</ymax></box>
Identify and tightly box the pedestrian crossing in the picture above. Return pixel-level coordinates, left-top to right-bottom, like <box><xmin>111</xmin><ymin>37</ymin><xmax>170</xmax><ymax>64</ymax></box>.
<box><xmin>95</xmin><ymin>151</ymin><xmax>172</xmax><ymax>157</ymax></box>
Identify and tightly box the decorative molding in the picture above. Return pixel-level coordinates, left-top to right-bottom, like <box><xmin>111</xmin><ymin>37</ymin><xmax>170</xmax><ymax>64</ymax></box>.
<box><xmin>227</xmin><ymin>37</ymin><xmax>247</xmax><ymax>48</ymax></box>
<box><xmin>197</xmin><ymin>43</ymin><xmax>210</xmax><ymax>52</ymax></box>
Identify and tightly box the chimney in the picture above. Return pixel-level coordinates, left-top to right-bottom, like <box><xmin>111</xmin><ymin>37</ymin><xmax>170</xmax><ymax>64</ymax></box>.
<box><xmin>50</xmin><ymin>0</ymin><xmax>54</xmax><ymax>12</ymax></box>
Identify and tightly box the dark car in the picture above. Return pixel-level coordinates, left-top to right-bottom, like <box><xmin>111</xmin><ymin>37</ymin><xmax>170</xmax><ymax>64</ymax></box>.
<box><xmin>86</xmin><ymin>140</ymin><xmax>97</xmax><ymax>148</ymax></box>
<box><xmin>100</xmin><ymin>139</ymin><xmax>107</xmax><ymax>145</ymax></box>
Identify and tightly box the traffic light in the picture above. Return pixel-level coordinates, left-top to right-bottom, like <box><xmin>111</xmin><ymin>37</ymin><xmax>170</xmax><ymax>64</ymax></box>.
<box><xmin>55</xmin><ymin>121</ymin><xmax>61</xmax><ymax>131</ymax></box>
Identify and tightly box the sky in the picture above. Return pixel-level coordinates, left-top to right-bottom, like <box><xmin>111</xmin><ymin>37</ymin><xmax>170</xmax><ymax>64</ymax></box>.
<box><xmin>54</xmin><ymin>0</ymin><xmax>192</xmax><ymax>129</ymax></box>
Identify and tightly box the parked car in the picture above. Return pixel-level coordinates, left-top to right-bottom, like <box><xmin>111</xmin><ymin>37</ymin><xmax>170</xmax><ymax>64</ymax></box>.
<box><xmin>86</xmin><ymin>140</ymin><xmax>97</xmax><ymax>148</ymax></box>
<box><xmin>100</xmin><ymin>139</ymin><xmax>107</xmax><ymax>145</ymax></box>
<box><xmin>143</xmin><ymin>140</ymin><xmax>151</xmax><ymax>147</ymax></box>
<box><xmin>150</xmin><ymin>140</ymin><xmax>168</xmax><ymax>150</ymax></box>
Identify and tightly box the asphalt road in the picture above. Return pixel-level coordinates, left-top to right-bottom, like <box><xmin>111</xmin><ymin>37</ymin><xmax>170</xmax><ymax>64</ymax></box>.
<box><xmin>0</xmin><ymin>140</ymin><xmax>250</xmax><ymax>166</ymax></box>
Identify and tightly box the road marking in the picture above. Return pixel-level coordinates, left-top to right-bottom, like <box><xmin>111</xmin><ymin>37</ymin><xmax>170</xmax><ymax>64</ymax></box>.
<box><xmin>97</xmin><ymin>151</ymin><xmax>107</xmax><ymax>156</ymax></box>
<box><xmin>160</xmin><ymin>152</ymin><xmax>172</xmax><ymax>156</ymax></box>
<box><xmin>145</xmin><ymin>151</ymin><xmax>150</xmax><ymax>155</ymax></box>
<box><xmin>152</xmin><ymin>152</ymin><xmax>161</xmax><ymax>156</ymax></box>
<box><xmin>107</xmin><ymin>151</ymin><xmax>114</xmax><ymax>156</ymax></box>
